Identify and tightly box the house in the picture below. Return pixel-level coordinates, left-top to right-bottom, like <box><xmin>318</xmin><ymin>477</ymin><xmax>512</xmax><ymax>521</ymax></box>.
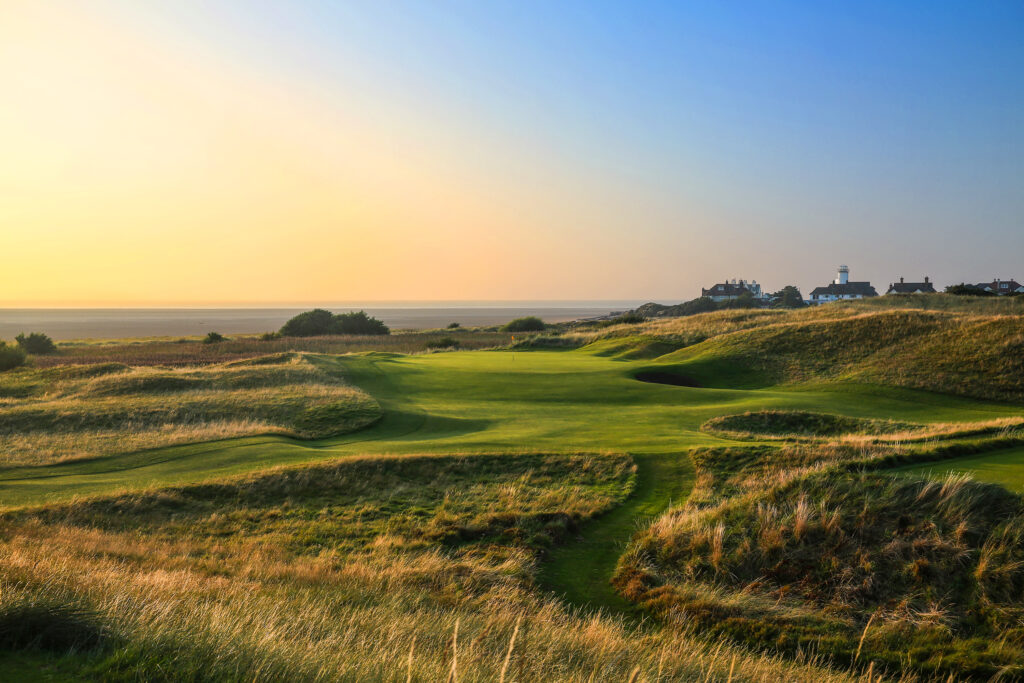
<box><xmin>701</xmin><ymin>279</ymin><xmax>766</xmax><ymax>303</ymax></box>
<box><xmin>886</xmin><ymin>276</ymin><xmax>936</xmax><ymax>295</ymax></box>
<box><xmin>809</xmin><ymin>265</ymin><xmax>877</xmax><ymax>304</ymax></box>
<box><xmin>974</xmin><ymin>278</ymin><xmax>1024</xmax><ymax>295</ymax></box>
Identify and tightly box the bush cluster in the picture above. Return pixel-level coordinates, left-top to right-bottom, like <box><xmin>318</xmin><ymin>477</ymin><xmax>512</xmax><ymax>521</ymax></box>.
<box><xmin>280</xmin><ymin>309</ymin><xmax>390</xmax><ymax>337</ymax></box>
<box><xmin>15</xmin><ymin>332</ymin><xmax>57</xmax><ymax>355</ymax></box>
<box><xmin>501</xmin><ymin>316</ymin><xmax>546</xmax><ymax>332</ymax></box>
<box><xmin>0</xmin><ymin>342</ymin><xmax>27</xmax><ymax>371</ymax></box>
<box><xmin>425</xmin><ymin>337</ymin><xmax>460</xmax><ymax>350</ymax></box>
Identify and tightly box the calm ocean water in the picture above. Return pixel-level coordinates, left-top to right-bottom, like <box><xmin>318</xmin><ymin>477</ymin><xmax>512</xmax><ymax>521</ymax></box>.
<box><xmin>0</xmin><ymin>303</ymin><xmax>642</xmax><ymax>341</ymax></box>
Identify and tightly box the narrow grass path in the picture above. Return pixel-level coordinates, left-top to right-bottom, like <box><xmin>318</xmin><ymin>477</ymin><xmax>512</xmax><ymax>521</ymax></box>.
<box><xmin>538</xmin><ymin>451</ymin><xmax>696</xmax><ymax>614</ymax></box>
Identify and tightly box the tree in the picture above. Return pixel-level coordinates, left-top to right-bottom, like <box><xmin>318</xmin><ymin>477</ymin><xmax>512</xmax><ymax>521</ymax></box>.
<box><xmin>772</xmin><ymin>286</ymin><xmax>807</xmax><ymax>308</ymax></box>
<box><xmin>15</xmin><ymin>332</ymin><xmax>57</xmax><ymax>355</ymax></box>
<box><xmin>0</xmin><ymin>342</ymin><xmax>26</xmax><ymax>371</ymax></box>
<box><xmin>724</xmin><ymin>291</ymin><xmax>758</xmax><ymax>309</ymax></box>
<box><xmin>946</xmin><ymin>283</ymin><xmax>993</xmax><ymax>296</ymax></box>
<box><xmin>502</xmin><ymin>316</ymin><xmax>546</xmax><ymax>332</ymax></box>
<box><xmin>203</xmin><ymin>331</ymin><xmax>226</xmax><ymax>344</ymax></box>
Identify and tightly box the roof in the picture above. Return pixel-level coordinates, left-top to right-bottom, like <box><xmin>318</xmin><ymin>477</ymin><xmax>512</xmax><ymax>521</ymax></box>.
<box><xmin>702</xmin><ymin>282</ymin><xmax>754</xmax><ymax>297</ymax></box>
<box><xmin>809</xmin><ymin>282</ymin><xmax>878</xmax><ymax>298</ymax></box>
<box><xmin>887</xmin><ymin>282</ymin><xmax>936</xmax><ymax>294</ymax></box>
<box><xmin>976</xmin><ymin>279</ymin><xmax>1023</xmax><ymax>292</ymax></box>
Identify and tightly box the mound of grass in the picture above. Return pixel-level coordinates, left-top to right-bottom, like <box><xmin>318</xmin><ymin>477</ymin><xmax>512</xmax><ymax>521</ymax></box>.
<box><xmin>653</xmin><ymin>309</ymin><xmax>1024</xmax><ymax>401</ymax></box>
<box><xmin>617</xmin><ymin>468</ymin><xmax>1024</xmax><ymax>677</ymax></box>
<box><xmin>703</xmin><ymin>410</ymin><xmax>915</xmax><ymax>439</ymax></box>
<box><xmin>0</xmin><ymin>353</ymin><xmax>380</xmax><ymax>467</ymax></box>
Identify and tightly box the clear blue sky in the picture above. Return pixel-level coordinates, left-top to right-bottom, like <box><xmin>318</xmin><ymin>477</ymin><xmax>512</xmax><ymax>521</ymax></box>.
<box><xmin>2</xmin><ymin>1</ymin><xmax>1022</xmax><ymax>303</ymax></box>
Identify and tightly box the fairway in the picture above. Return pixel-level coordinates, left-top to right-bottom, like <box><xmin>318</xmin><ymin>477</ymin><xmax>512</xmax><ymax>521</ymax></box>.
<box><xmin>1</xmin><ymin>347</ymin><xmax>1020</xmax><ymax>508</ymax></box>
<box><xmin>892</xmin><ymin>444</ymin><xmax>1024</xmax><ymax>492</ymax></box>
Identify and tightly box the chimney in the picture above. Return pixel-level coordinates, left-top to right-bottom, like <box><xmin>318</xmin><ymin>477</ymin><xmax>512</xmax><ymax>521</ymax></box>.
<box><xmin>900</xmin><ymin>276</ymin><xmax>904</xmax><ymax>283</ymax></box>
<box><xmin>924</xmin><ymin>276</ymin><xmax>929</xmax><ymax>283</ymax></box>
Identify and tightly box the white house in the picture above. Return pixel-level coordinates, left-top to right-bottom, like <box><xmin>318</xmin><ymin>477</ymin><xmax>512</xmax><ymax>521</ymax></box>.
<box><xmin>809</xmin><ymin>266</ymin><xmax>878</xmax><ymax>304</ymax></box>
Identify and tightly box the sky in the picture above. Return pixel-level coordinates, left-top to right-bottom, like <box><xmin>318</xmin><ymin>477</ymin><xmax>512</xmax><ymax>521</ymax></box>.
<box><xmin>1</xmin><ymin>1</ymin><xmax>1022</xmax><ymax>306</ymax></box>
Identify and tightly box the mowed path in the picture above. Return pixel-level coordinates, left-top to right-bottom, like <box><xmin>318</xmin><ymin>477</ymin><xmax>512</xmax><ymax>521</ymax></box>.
<box><xmin>0</xmin><ymin>349</ymin><xmax>1019</xmax><ymax>509</ymax></box>
<box><xmin>539</xmin><ymin>451</ymin><xmax>695</xmax><ymax>613</ymax></box>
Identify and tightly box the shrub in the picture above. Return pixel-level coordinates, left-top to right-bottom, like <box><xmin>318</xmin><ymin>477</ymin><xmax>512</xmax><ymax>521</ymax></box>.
<box><xmin>0</xmin><ymin>342</ymin><xmax>27</xmax><ymax>371</ymax></box>
<box><xmin>502</xmin><ymin>316</ymin><xmax>546</xmax><ymax>332</ymax></box>
<box><xmin>203</xmin><ymin>332</ymin><xmax>225</xmax><ymax>344</ymax></box>
<box><xmin>15</xmin><ymin>332</ymin><xmax>57</xmax><ymax>355</ymax></box>
<box><xmin>280</xmin><ymin>309</ymin><xmax>337</xmax><ymax>336</ymax></box>
<box><xmin>425</xmin><ymin>337</ymin><xmax>460</xmax><ymax>350</ymax></box>
<box><xmin>447</xmin><ymin>322</ymin><xmax>461</xmax><ymax>329</ymax></box>
<box><xmin>280</xmin><ymin>309</ymin><xmax>389</xmax><ymax>337</ymax></box>
<box><xmin>260</xmin><ymin>331</ymin><xmax>281</xmax><ymax>341</ymax></box>
<box><xmin>613</xmin><ymin>312</ymin><xmax>646</xmax><ymax>325</ymax></box>
<box><xmin>335</xmin><ymin>311</ymin><xmax>389</xmax><ymax>335</ymax></box>
<box><xmin>946</xmin><ymin>283</ymin><xmax>994</xmax><ymax>296</ymax></box>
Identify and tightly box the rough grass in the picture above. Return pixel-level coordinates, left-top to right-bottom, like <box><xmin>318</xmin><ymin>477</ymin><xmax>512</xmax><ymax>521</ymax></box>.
<box><xmin>36</xmin><ymin>330</ymin><xmax>514</xmax><ymax>368</ymax></box>
<box><xmin>616</xmin><ymin>432</ymin><xmax>1024</xmax><ymax>679</ymax></box>
<box><xmin>0</xmin><ymin>353</ymin><xmax>380</xmax><ymax>467</ymax></box>
<box><xmin>0</xmin><ymin>451</ymin><xmax>865</xmax><ymax>682</ymax></box>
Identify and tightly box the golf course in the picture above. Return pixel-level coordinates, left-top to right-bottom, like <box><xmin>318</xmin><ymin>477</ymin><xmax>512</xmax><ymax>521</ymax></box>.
<box><xmin>3</xmin><ymin>298</ymin><xmax>1024</xmax><ymax>681</ymax></box>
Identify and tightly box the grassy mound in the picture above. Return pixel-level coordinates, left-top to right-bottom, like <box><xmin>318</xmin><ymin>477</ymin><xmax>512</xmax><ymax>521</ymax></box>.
<box><xmin>654</xmin><ymin>310</ymin><xmax>1024</xmax><ymax>401</ymax></box>
<box><xmin>704</xmin><ymin>410</ymin><xmax>915</xmax><ymax>439</ymax></box>
<box><xmin>0</xmin><ymin>353</ymin><xmax>380</xmax><ymax>467</ymax></box>
<box><xmin>617</xmin><ymin>469</ymin><xmax>1024</xmax><ymax>678</ymax></box>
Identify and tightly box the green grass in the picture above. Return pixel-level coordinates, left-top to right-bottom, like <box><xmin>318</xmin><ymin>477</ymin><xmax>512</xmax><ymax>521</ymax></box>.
<box><xmin>3</xmin><ymin>302</ymin><xmax>1024</xmax><ymax>680</ymax></box>
<box><xmin>1</xmin><ymin>349</ymin><xmax>1018</xmax><ymax>508</ymax></box>
<box><xmin>539</xmin><ymin>451</ymin><xmax>695</xmax><ymax>613</ymax></box>
<box><xmin>893</xmin><ymin>445</ymin><xmax>1024</xmax><ymax>492</ymax></box>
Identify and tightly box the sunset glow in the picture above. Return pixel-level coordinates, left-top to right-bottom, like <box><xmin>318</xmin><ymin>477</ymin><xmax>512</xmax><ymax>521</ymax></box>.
<box><xmin>2</xmin><ymin>1</ymin><xmax>1021</xmax><ymax>305</ymax></box>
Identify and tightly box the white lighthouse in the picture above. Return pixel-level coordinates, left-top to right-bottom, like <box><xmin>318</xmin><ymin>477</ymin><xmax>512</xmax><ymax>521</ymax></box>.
<box><xmin>835</xmin><ymin>265</ymin><xmax>849</xmax><ymax>285</ymax></box>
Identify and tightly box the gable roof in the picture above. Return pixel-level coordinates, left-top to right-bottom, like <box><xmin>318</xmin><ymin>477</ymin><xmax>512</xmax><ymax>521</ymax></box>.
<box><xmin>810</xmin><ymin>282</ymin><xmax>878</xmax><ymax>298</ymax></box>
<box><xmin>887</xmin><ymin>281</ymin><xmax>936</xmax><ymax>294</ymax></box>
<box><xmin>702</xmin><ymin>282</ymin><xmax>754</xmax><ymax>297</ymax></box>
<box><xmin>976</xmin><ymin>279</ymin><xmax>1023</xmax><ymax>293</ymax></box>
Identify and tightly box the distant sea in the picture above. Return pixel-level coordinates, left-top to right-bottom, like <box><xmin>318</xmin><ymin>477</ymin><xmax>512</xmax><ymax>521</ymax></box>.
<box><xmin>0</xmin><ymin>303</ymin><xmax>644</xmax><ymax>341</ymax></box>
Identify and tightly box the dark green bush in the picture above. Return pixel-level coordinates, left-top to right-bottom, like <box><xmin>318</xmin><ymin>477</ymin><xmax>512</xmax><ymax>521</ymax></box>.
<box><xmin>946</xmin><ymin>283</ymin><xmax>994</xmax><ymax>296</ymax></box>
<box><xmin>15</xmin><ymin>332</ymin><xmax>57</xmax><ymax>355</ymax></box>
<box><xmin>0</xmin><ymin>342</ymin><xmax>27</xmax><ymax>371</ymax></box>
<box><xmin>203</xmin><ymin>331</ymin><xmax>226</xmax><ymax>344</ymax></box>
<box><xmin>280</xmin><ymin>309</ymin><xmax>389</xmax><ymax>336</ymax></box>
<box><xmin>501</xmin><ymin>316</ymin><xmax>546</xmax><ymax>332</ymax></box>
<box><xmin>447</xmin><ymin>322</ymin><xmax>461</xmax><ymax>329</ymax></box>
<box><xmin>335</xmin><ymin>311</ymin><xmax>389</xmax><ymax>335</ymax></box>
<box><xmin>425</xmin><ymin>337</ymin><xmax>460</xmax><ymax>350</ymax></box>
<box><xmin>260</xmin><ymin>331</ymin><xmax>281</xmax><ymax>341</ymax></box>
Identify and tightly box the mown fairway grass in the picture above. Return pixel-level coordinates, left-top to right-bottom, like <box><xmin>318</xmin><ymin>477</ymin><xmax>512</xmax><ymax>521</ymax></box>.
<box><xmin>1</xmin><ymin>349</ymin><xmax>1019</xmax><ymax>508</ymax></box>
<box><xmin>892</xmin><ymin>444</ymin><xmax>1024</xmax><ymax>492</ymax></box>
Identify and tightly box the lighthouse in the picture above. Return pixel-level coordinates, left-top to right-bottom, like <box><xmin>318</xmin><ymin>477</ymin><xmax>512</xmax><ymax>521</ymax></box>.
<box><xmin>835</xmin><ymin>265</ymin><xmax>849</xmax><ymax>285</ymax></box>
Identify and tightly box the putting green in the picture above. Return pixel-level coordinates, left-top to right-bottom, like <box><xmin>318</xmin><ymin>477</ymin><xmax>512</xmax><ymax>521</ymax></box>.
<box><xmin>0</xmin><ymin>349</ymin><xmax>1020</xmax><ymax>508</ymax></box>
<box><xmin>892</xmin><ymin>445</ymin><xmax>1024</xmax><ymax>493</ymax></box>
